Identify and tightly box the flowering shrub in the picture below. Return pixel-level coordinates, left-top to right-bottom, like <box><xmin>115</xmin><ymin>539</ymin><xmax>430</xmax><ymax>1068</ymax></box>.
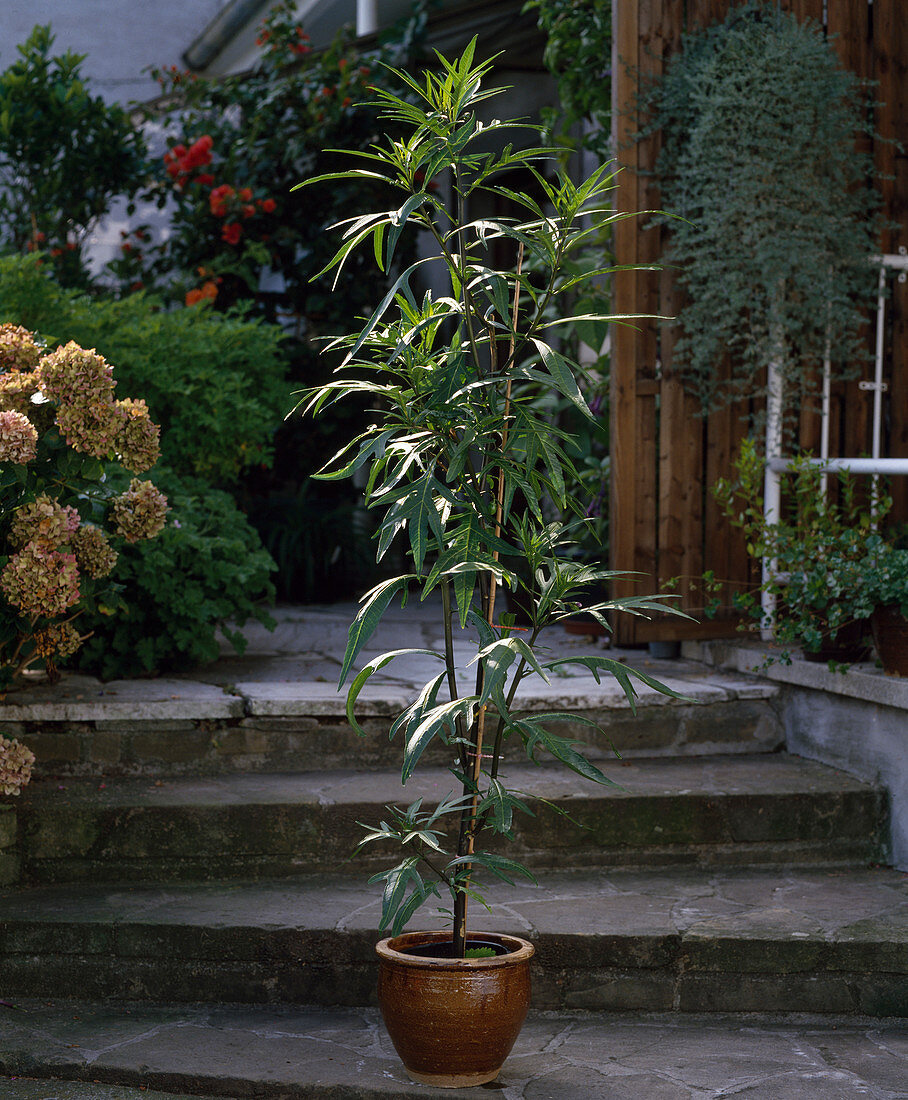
<box><xmin>0</xmin><ymin>322</ymin><xmax>167</xmax><ymax>684</ymax></box>
<box><xmin>0</xmin><ymin>735</ymin><xmax>34</xmax><ymax>796</ymax></box>
<box><xmin>122</xmin><ymin>0</ymin><xmax>424</xmax><ymax>322</ymax></box>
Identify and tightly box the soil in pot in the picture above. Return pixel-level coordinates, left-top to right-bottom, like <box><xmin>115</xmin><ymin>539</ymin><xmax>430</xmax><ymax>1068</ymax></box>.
<box><xmin>871</xmin><ymin>604</ymin><xmax>908</xmax><ymax>675</ymax></box>
<box><xmin>376</xmin><ymin>930</ymin><xmax>534</xmax><ymax>1088</ymax></box>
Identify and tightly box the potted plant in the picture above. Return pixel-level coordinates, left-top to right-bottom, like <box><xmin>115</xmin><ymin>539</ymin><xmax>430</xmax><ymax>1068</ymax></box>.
<box><xmin>843</xmin><ymin>535</ymin><xmax>908</xmax><ymax>676</ymax></box>
<box><xmin>714</xmin><ymin>439</ymin><xmax>880</xmax><ymax>663</ymax></box>
<box><xmin>297</xmin><ymin>42</ymin><xmax>685</xmax><ymax>1087</ymax></box>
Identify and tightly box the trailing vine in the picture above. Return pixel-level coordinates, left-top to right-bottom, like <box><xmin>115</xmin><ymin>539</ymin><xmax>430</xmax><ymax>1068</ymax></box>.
<box><xmin>636</xmin><ymin>0</ymin><xmax>882</xmax><ymax>422</ymax></box>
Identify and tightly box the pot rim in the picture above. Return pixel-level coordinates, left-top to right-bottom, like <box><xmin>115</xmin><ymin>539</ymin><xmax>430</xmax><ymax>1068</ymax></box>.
<box><xmin>376</xmin><ymin>930</ymin><xmax>534</xmax><ymax>970</ymax></box>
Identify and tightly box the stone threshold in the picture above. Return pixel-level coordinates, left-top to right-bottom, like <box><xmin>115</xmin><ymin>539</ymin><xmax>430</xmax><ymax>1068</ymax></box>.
<box><xmin>0</xmin><ymin>656</ymin><xmax>777</xmax><ymax>723</ymax></box>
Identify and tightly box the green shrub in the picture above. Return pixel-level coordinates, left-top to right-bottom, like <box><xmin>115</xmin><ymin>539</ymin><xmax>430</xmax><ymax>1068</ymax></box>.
<box><xmin>75</xmin><ymin>472</ymin><xmax>276</xmax><ymax>679</ymax></box>
<box><xmin>0</xmin><ymin>254</ymin><xmax>290</xmax><ymax>482</ymax></box>
<box><xmin>0</xmin><ymin>25</ymin><xmax>146</xmax><ymax>289</ymax></box>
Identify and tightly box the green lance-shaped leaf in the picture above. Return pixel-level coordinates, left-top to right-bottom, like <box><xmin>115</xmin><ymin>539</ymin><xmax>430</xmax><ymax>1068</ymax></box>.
<box><xmin>472</xmin><ymin>635</ymin><xmax>550</xmax><ymax>690</ymax></box>
<box><xmin>542</xmin><ymin>655</ymin><xmax>693</xmax><ymax>714</ymax></box>
<box><xmin>528</xmin><ymin>338</ymin><xmax>592</xmax><ymax>417</ymax></box>
<box><xmin>372</xmin><ymin>857</ymin><xmax>430</xmax><ymax>934</ymax></box>
<box><xmin>447</xmin><ymin>851</ymin><xmax>537</xmax><ymax>884</ymax></box>
<box><xmin>341</xmin><ymin>257</ymin><xmax>433</xmax><ymax>367</ymax></box>
<box><xmin>346</xmin><ymin>648</ymin><xmax>445</xmax><ymax>737</ymax></box>
<box><xmin>388</xmin><ymin>671</ymin><xmax>446</xmax><ymax>743</ymax></box>
<box><xmin>382</xmin><ymin>473</ymin><xmax>446</xmax><ymax>573</ymax></box>
<box><xmin>339</xmin><ymin>576</ymin><xmax>414</xmax><ymax>687</ymax></box>
<box><xmin>476</xmin><ymin>777</ymin><xmax>530</xmax><ymax>835</ymax></box>
<box><xmin>403</xmin><ymin>696</ymin><xmax>477</xmax><ymax>783</ymax></box>
<box><xmin>516</xmin><ymin>715</ymin><xmax>620</xmax><ymax>787</ymax></box>
<box><xmin>314</xmin><ymin>426</ymin><xmax>398</xmax><ymax>482</ymax></box>
<box><xmin>472</xmin><ymin>639</ymin><xmax>518</xmax><ymax>710</ymax></box>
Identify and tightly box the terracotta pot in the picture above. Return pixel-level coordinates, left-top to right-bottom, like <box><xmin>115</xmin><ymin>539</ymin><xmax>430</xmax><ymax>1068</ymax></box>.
<box><xmin>871</xmin><ymin>604</ymin><xmax>908</xmax><ymax>675</ymax></box>
<box><xmin>376</xmin><ymin>930</ymin><xmax>534</xmax><ymax>1088</ymax></box>
<box><xmin>563</xmin><ymin>616</ymin><xmax>609</xmax><ymax>638</ymax></box>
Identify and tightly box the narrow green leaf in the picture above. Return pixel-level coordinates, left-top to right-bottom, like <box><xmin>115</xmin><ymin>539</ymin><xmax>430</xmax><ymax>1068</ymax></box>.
<box><xmin>339</xmin><ymin>576</ymin><xmax>413</xmax><ymax>686</ymax></box>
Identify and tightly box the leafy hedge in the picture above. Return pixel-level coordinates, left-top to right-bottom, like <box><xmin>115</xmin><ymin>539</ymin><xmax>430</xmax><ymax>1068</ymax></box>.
<box><xmin>0</xmin><ymin>254</ymin><xmax>290</xmax><ymax>482</ymax></box>
<box><xmin>75</xmin><ymin>473</ymin><xmax>276</xmax><ymax>679</ymax></box>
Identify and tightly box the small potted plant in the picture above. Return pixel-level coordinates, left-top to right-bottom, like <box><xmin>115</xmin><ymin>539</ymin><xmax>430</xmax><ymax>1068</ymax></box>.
<box><xmin>297</xmin><ymin>42</ymin><xmax>685</xmax><ymax>1087</ymax></box>
<box><xmin>714</xmin><ymin>439</ymin><xmax>881</xmax><ymax>664</ymax></box>
<box><xmin>843</xmin><ymin>534</ymin><xmax>908</xmax><ymax>675</ymax></box>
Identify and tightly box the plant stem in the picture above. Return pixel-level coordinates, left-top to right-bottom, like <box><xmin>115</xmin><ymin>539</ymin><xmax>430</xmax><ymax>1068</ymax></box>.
<box><xmin>452</xmin><ymin>247</ymin><xmax>524</xmax><ymax>956</ymax></box>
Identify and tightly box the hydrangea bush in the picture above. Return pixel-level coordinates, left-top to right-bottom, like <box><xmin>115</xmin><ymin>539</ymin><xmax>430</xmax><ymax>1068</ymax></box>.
<box><xmin>0</xmin><ymin>322</ymin><xmax>167</xmax><ymax>686</ymax></box>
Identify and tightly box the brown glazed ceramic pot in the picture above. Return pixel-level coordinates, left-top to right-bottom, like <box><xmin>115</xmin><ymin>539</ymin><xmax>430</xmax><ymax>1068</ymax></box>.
<box><xmin>871</xmin><ymin>604</ymin><xmax>908</xmax><ymax>675</ymax></box>
<box><xmin>376</xmin><ymin>930</ymin><xmax>534</xmax><ymax>1088</ymax></box>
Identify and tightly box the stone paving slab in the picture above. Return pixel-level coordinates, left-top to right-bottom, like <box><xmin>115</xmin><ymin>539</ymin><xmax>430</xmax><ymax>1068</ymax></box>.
<box><xmin>1</xmin><ymin>1001</ymin><xmax>907</xmax><ymax>1099</ymax></box>
<box><xmin>1</xmin><ymin>868</ymin><xmax>904</xmax><ymax>1014</ymax></box>
<box><xmin>1</xmin><ymin>1082</ymin><xmax>219</xmax><ymax>1100</ymax></box>
<box><xmin>0</xmin><ymin>678</ymin><xmax>243</xmax><ymax>723</ymax></box>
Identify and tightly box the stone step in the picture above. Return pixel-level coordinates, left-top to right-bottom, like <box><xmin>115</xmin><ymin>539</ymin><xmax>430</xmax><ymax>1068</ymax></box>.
<box><xmin>9</xmin><ymin>754</ymin><xmax>886</xmax><ymax>885</ymax></box>
<box><xmin>2</xmin><ymin>662</ymin><xmax>783</xmax><ymax>779</ymax></box>
<box><xmin>3</xmin><ymin>1003</ymin><xmax>908</xmax><ymax>1100</ymax></box>
<box><xmin>1</xmin><ymin>867</ymin><xmax>905</xmax><ymax>1016</ymax></box>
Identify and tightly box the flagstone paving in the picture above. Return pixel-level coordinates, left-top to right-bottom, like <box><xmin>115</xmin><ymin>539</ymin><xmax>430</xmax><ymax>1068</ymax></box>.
<box><xmin>2</xmin><ymin>1003</ymin><xmax>907</xmax><ymax>1099</ymax></box>
<box><xmin>2</xmin><ymin>601</ymin><xmax>907</xmax><ymax>1097</ymax></box>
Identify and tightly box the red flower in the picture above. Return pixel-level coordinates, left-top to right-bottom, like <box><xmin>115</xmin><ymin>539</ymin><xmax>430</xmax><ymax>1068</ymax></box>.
<box><xmin>195</xmin><ymin>173</ymin><xmax>214</xmax><ymax>186</ymax></box>
<box><xmin>209</xmin><ymin>184</ymin><xmax>235</xmax><ymax>217</ymax></box>
<box><xmin>239</xmin><ymin>188</ymin><xmax>253</xmax><ymax>201</ymax></box>
<box><xmin>261</xmin><ymin>198</ymin><xmax>276</xmax><ymax>213</ymax></box>
<box><xmin>221</xmin><ymin>222</ymin><xmax>242</xmax><ymax>245</ymax></box>
<box><xmin>242</xmin><ymin>204</ymin><xmax>255</xmax><ymax>219</ymax></box>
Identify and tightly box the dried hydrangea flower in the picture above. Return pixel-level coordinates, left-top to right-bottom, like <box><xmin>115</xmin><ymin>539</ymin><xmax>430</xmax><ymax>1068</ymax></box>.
<box><xmin>38</xmin><ymin>342</ymin><xmax>125</xmax><ymax>458</ymax></box>
<box><xmin>0</xmin><ymin>370</ymin><xmax>42</xmax><ymax>417</ymax></box>
<box><xmin>115</xmin><ymin>398</ymin><xmax>160</xmax><ymax>473</ymax></box>
<box><xmin>32</xmin><ymin>621</ymin><xmax>83</xmax><ymax>659</ymax></box>
<box><xmin>1</xmin><ymin>542</ymin><xmax>81</xmax><ymax>616</ymax></box>
<box><xmin>0</xmin><ymin>323</ymin><xmax>42</xmax><ymax>374</ymax></box>
<box><xmin>9</xmin><ymin>494</ymin><xmax>81</xmax><ymax>550</ymax></box>
<box><xmin>54</xmin><ymin>397</ymin><xmax>125</xmax><ymax>461</ymax></box>
<box><xmin>72</xmin><ymin>523</ymin><xmax>118</xmax><ymax>578</ymax></box>
<box><xmin>0</xmin><ymin>410</ymin><xmax>38</xmax><ymax>464</ymax></box>
<box><xmin>110</xmin><ymin>478</ymin><xmax>168</xmax><ymax>542</ymax></box>
<box><xmin>0</xmin><ymin>735</ymin><xmax>35</xmax><ymax>797</ymax></box>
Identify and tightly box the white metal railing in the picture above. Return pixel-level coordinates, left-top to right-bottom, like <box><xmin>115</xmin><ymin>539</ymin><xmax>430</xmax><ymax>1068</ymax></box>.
<box><xmin>760</xmin><ymin>248</ymin><xmax>908</xmax><ymax>637</ymax></box>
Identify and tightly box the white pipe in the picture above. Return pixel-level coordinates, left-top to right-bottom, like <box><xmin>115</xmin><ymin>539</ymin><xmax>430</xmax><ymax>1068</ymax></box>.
<box><xmin>761</xmin><ymin>357</ymin><xmax>784</xmax><ymax>640</ymax></box>
<box><xmin>357</xmin><ymin>0</ymin><xmax>378</xmax><ymax>36</ymax></box>
<box><xmin>873</xmin><ymin>263</ymin><xmax>887</xmax><ymax>463</ymax></box>
<box><xmin>872</xmin><ymin>253</ymin><xmax>908</xmax><ymax>270</ymax></box>
<box><xmin>768</xmin><ymin>457</ymin><xmax>908</xmax><ymax>474</ymax></box>
<box><xmin>820</xmin><ymin>341</ymin><xmax>831</xmax><ymax>496</ymax></box>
